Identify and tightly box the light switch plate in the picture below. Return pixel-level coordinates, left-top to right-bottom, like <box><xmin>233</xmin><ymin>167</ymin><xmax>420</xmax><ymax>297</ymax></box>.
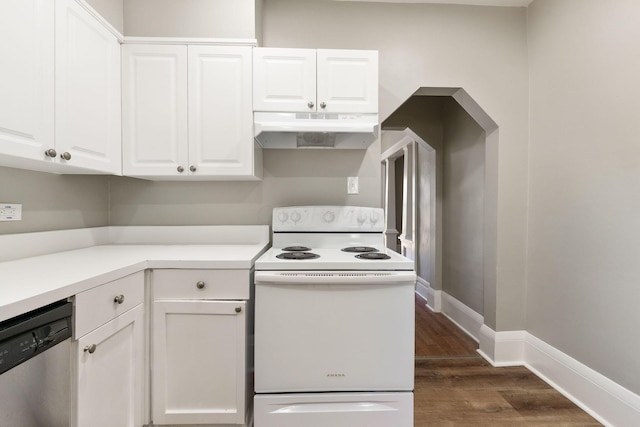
<box><xmin>347</xmin><ymin>177</ymin><xmax>359</xmax><ymax>194</ymax></box>
<box><xmin>0</xmin><ymin>203</ymin><xmax>22</xmax><ymax>221</ymax></box>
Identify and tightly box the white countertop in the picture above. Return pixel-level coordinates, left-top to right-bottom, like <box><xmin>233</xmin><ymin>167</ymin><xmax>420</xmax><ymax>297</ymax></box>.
<box><xmin>0</xmin><ymin>226</ymin><xmax>270</xmax><ymax>322</ymax></box>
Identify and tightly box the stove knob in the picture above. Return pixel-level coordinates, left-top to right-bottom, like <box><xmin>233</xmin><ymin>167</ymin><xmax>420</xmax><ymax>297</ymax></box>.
<box><xmin>323</xmin><ymin>211</ymin><xmax>335</xmax><ymax>223</ymax></box>
<box><xmin>370</xmin><ymin>211</ymin><xmax>380</xmax><ymax>226</ymax></box>
<box><xmin>277</xmin><ymin>211</ymin><xmax>289</xmax><ymax>223</ymax></box>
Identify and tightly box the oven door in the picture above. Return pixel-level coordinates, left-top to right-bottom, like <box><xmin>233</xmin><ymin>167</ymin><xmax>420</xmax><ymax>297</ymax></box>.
<box><xmin>254</xmin><ymin>271</ymin><xmax>416</xmax><ymax>393</ymax></box>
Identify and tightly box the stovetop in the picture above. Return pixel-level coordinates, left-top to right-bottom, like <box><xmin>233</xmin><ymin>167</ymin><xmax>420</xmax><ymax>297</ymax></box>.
<box><xmin>255</xmin><ymin>245</ymin><xmax>413</xmax><ymax>271</ymax></box>
<box><xmin>255</xmin><ymin>206</ymin><xmax>415</xmax><ymax>271</ymax></box>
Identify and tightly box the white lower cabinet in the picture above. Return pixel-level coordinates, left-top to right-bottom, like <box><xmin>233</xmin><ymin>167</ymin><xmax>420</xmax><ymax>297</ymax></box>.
<box><xmin>72</xmin><ymin>272</ymin><xmax>145</xmax><ymax>427</ymax></box>
<box><xmin>151</xmin><ymin>269</ymin><xmax>251</xmax><ymax>426</ymax></box>
<box><xmin>73</xmin><ymin>304</ymin><xmax>144</xmax><ymax>427</ymax></box>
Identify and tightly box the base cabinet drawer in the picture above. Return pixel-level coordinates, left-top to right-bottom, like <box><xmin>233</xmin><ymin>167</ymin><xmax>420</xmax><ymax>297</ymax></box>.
<box><xmin>153</xmin><ymin>269</ymin><xmax>250</xmax><ymax>300</ymax></box>
<box><xmin>74</xmin><ymin>271</ymin><xmax>144</xmax><ymax>338</ymax></box>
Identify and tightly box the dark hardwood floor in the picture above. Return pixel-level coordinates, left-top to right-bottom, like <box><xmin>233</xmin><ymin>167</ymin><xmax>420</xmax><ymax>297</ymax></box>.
<box><xmin>413</xmin><ymin>295</ymin><xmax>601</xmax><ymax>426</ymax></box>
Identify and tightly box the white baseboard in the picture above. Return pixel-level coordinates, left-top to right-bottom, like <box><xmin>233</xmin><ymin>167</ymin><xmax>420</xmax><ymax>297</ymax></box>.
<box><xmin>440</xmin><ymin>293</ymin><xmax>483</xmax><ymax>343</ymax></box>
<box><xmin>477</xmin><ymin>325</ymin><xmax>525</xmax><ymax>367</ymax></box>
<box><xmin>415</xmin><ymin>286</ymin><xmax>640</xmax><ymax>427</ymax></box>
<box><xmin>477</xmin><ymin>326</ymin><xmax>640</xmax><ymax>427</ymax></box>
<box><xmin>525</xmin><ymin>334</ymin><xmax>640</xmax><ymax>427</ymax></box>
<box><xmin>415</xmin><ymin>277</ymin><xmax>441</xmax><ymax>311</ymax></box>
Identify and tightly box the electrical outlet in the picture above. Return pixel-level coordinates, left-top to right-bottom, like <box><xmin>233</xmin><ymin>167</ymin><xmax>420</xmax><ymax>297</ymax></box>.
<box><xmin>347</xmin><ymin>177</ymin><xmax>359</xmax><ymax>194</ymax></box>
<box><xmin>0</xmin><ymin>203</ymin><xmax>22</xmax><ymax>221</ymax></box>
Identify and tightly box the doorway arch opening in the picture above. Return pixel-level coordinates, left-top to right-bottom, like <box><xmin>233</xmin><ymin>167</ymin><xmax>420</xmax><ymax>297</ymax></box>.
<box><xmin>381</xmin><ymin>87</ymin><xmax>498</xmax><ymax>342</ymax></box>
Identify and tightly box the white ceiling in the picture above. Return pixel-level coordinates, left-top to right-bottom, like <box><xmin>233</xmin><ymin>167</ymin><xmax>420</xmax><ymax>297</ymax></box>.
<box><xmin>334</xmin><ymin>0</ymin><xmax>534</xmax><ymax>6</ymax></box>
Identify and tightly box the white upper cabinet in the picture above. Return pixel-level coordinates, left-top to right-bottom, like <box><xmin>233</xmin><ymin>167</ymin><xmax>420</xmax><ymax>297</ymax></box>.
<box><xmin>0</xmin><ymin>0</ymin><xmax>54</xmax><ymax>164</ymax></box>
<box><xmin>55</xmin><ymin>0</ymin><xmax>122</xmax><ymax>174</ymax></box>
<box><xmin>0</xmin><ymin>0</ymin><xmax>122</xmax><ymax>175</ymax></box>
<box><xmin>122</xmin><ymin>44</ymin><xmax>188</xmax><ymax>176</ymax></box>
<box><xmin>317</xmin><ymin>49</ymin><xmax>379</xmax><ymax>114</ymax></box>
<box><xmin>122</xmin><ymin>44</ymin><xmax>261</xmax><ymax>180</ymax></box>
<box><xmin>253</xmin><ymin>48</ymin><xmax>317</xmax><ymax>112</ymax></box>
<box><xmin>253</xmin><ymin>48</ymin><xmax>378</xmax><ymax>114</ymax></box>
<box><xmin>188</xmin><ymin>46</ymin><xmax>256</xmax><ymax>177</ymax></box>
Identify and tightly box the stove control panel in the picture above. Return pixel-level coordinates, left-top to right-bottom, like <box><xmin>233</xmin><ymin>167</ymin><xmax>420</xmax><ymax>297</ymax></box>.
<box><xmin>272</xmin><ymin>206</ymin><xmax>384</xmax><ymax>232</ymax></box>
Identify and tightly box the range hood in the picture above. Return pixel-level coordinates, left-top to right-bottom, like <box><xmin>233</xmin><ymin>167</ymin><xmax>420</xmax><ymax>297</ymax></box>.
<box><xmin>254</xmin><ymin>112</ymin><xmax>379</xmax><ymax>149</ymax></box>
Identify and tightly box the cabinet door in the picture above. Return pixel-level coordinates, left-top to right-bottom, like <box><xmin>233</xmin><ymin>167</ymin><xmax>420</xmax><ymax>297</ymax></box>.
<box><xmin>55</xmin><ymin>0</ymin><xmax>121</xmax><ymax>174</ymax></box>
<box><xmin>188</xmin><ymin>45</ymin><xmax>257</xmax><ymax>178</ymax></box>
<box><xmin>317</xmin><ymin>49</ymin><xmax>378</xmax><ymax>113</ymax></box>
<box><xmin>0</xmin><ymin>0</ymin><xmax>54</xmax><ymax>162</ymax></box>
<box><xmin>152</xmin><ymin>300</ymin><xmax>246</xmax><ymax>425</ymax></box>
<box><xmin>122</xmin><ymin>44</ymin><xmax>189</xmax><ymax>176</ymax></box>
<box><xmin>253</xmin><ymin>47</ymin><xmax>316</xmax><ymax>112</ymax></box>
<box><xmin>74</xmin><ymin>305</ymin><xmax>144</xmax><ymax>427</ymax></box>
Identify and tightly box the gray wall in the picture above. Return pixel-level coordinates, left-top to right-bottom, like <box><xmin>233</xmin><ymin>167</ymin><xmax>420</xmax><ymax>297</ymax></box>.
<box><xmin>262</xmin><ymin>0</ymin><xmax>529</xmax><ymax>331</ymax></box>
<box><xmin>108</xmin><ymin>148</ymin><xmax>380</xmax><ymax>225</ymax></box>
<box><xmin>442</xmin><ymin>98</ymin><xmax>485</xmax><ymax>315</ymax></box>
<box><xmin>527</xmin><ymin>0</ymin><xmax>640</xmax><ymax>394</ymax></box>
<box><xmin>124</xmin><ymin>0</ymin><xmax>261</xmax><ymax>39</ymax></box>
<box><xmin>86</xmin><ymin>0</ymin><xmax>123</xmax><ymax>33</ymax></box>
<box><xmin>0</xmin><ymin>167</ymin><xmax>109</xmax><ymax>234</ymax></box>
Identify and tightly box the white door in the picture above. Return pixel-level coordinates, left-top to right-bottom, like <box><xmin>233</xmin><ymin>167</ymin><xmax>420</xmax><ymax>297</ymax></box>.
<box><xmin>317</xmin><ymin>49</ymin><xmax>378</xmax><ymax>113</ymax></box>
<box><xmin>188</xmin><ymin>45</ymin><xmax>256</xmax><ymax>177</ymax></box>
<box><xmin>0</xmin><ymin>0</ymin><xmax>54</xmax><ymax>162</ymax></box>
<box><xmin>122</xmin><ymin>44</ymin><xmax>188</xmax><ymax>176</ymax></box>
<box><xmin>152</xmin><ymin>300</ymin><xmax>246</xmax><ymax>425</ymax></box>
<box><xmin>253</xmin><ymin>47</ymin><xmax>316</xmax><ymax>112</ymax></box>
<box><xmin>254</xmin><ymin>279</ymin><xmax>415</xmax><ymax>393</ymax></box>
<box><xmin>74</xmin><ymin>305</ymin><xmax>144</xmax><ymax>427</ymax></box>
<box><xmin>55</xmin><ymin>0</ymin><xmax>121</xmax><ymax>174</ymax></box>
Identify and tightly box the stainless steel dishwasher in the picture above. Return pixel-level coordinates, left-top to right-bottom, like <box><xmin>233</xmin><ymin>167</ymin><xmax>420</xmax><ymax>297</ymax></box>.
<box><xmin>0</xmin><ymin>299</ymin><xmax>72</xmax><ymax>427</ymax></box>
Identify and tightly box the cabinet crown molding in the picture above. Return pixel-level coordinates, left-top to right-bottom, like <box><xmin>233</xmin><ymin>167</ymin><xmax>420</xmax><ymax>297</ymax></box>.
<box><xmin>122</xmin><ymin>37</ymin><xmax>257</xmax><ymax>46</ymax></box>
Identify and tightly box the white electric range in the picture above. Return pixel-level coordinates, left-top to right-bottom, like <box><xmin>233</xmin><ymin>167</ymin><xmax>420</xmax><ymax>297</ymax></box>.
<box><xmin>253</xmin><ymin>206</ymin><xmax>416</xmax><ymax>427</ymax></box>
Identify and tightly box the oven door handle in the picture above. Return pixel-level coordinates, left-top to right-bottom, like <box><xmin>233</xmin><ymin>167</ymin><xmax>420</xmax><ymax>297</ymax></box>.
<box><xmin>254</xmin><ymin>271</ymin><xmax>416</xmax><ymax>285</ymax></box>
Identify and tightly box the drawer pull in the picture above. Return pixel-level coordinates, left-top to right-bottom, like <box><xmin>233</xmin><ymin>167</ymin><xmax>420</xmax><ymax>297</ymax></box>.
<box><xmin>196</xmin><ymin>281</ymin><xmax>205</xmax><ymax>289</ymax></box>
<box><xmin>114</xmin><ymin>294</ymin><xmax>125</xmax><ymax>304</ymax></box>
<box><xmin>235</xmin><ymin>306</ymin><xmax>242</xmax><ymax>313</ymax></box>
<box><xmin>84</xmin><ymin>344</ymin><xmax>97</xmax><ymax>354</ymax></box>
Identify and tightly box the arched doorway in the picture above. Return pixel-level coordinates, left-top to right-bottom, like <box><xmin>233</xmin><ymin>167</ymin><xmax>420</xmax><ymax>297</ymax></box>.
<box><xmin>381</xmin><ymin>88</ymin><xmax>498</xmax><ymax>354</ymax></box>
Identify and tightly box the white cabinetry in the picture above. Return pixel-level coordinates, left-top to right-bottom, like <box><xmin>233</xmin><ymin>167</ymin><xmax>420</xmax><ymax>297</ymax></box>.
<box><xmin>122</xmin><ymin>44</ymin><xmax>261</xmax><ymax>180</ymax></box>
<box><xmin>151</xmin><ymin>269</ymin><xmax>251</xmax><ymax>426</ymax></box>
<box><xmin>253</xmin><ymin>48</ymin><xmax>378</xmax><ymax>113</ymax></box>
<box><xmin>0</xmin><ymin>0</ymin><xmax>54</xmax><ymax>166</ymax></box>
<box><xmin>55</xmin><ymin>0</ymin><xmax>122</xmax><ymax>174</ymax></box>
<box><xmin>72</xmin><ymin>272</ymin><xmax>144</xmax><ymax>427</ymax></box>
<box><xmin>0</xmin><ymin>0</ymin><xmax>121</xmax><ymax>174</ymax></box>
<box><xmin>121</xmin><ymin>44</ymin><xmax>188</xmax><ymax>176</ymax></box>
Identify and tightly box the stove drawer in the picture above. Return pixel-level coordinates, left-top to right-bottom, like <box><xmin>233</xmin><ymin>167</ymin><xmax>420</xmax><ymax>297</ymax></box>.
<box><xmin>152</xmin><ymin>269</ymin><xmax>251</xmax><ymax>300</ymax></box>
<box><xmin>254</xmin><ymin>392</ymin><xmax>413</xmax><ymax>427</ymax></box>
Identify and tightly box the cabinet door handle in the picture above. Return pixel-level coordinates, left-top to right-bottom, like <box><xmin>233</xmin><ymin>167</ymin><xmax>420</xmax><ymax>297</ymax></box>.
<box><xmin>196</xmin><ymin>281</ymin><xmax>205</xmax><ymax>289</ymax></box>
<box><xmin>114</xmin><ymin>294</ymin><xmax>125</xmax><ymax>304</ymax></box>
<box><xmin>177</xmin><ymin>165</ymin><xmax>185</xmax><ymax>173</ymax></box>
<box><xmin>320</xmin><ymin>102</ymin><xmax>326</xmax><ymax>109</ymax></box>
<box><xmin>189</xmin><ymin>165</ymin><xmax>197</xmax><ymax>172</ymax></box>
<box><xmin>84</xmin><ymin>344</ymin><xmax>97</xmax><ymax>354</ymax></box>
<box><xmin>235</xmin><ymin>306</ymin><xmax>242</xmax><ymax>313</ymax></box>
<box><xmin>45</xmin><ymin>148</ymin><xmax>57</xmax><ymax>157</ymax></box>
<box><xmin>60</xmin><ymin>152</ymin><xmax>72</xmax><ymax>160</ymax></box>
<box><xmin>307</xmin><ymin>101</ymin><xmax>314</xmax><ymax>109</ymax></box>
